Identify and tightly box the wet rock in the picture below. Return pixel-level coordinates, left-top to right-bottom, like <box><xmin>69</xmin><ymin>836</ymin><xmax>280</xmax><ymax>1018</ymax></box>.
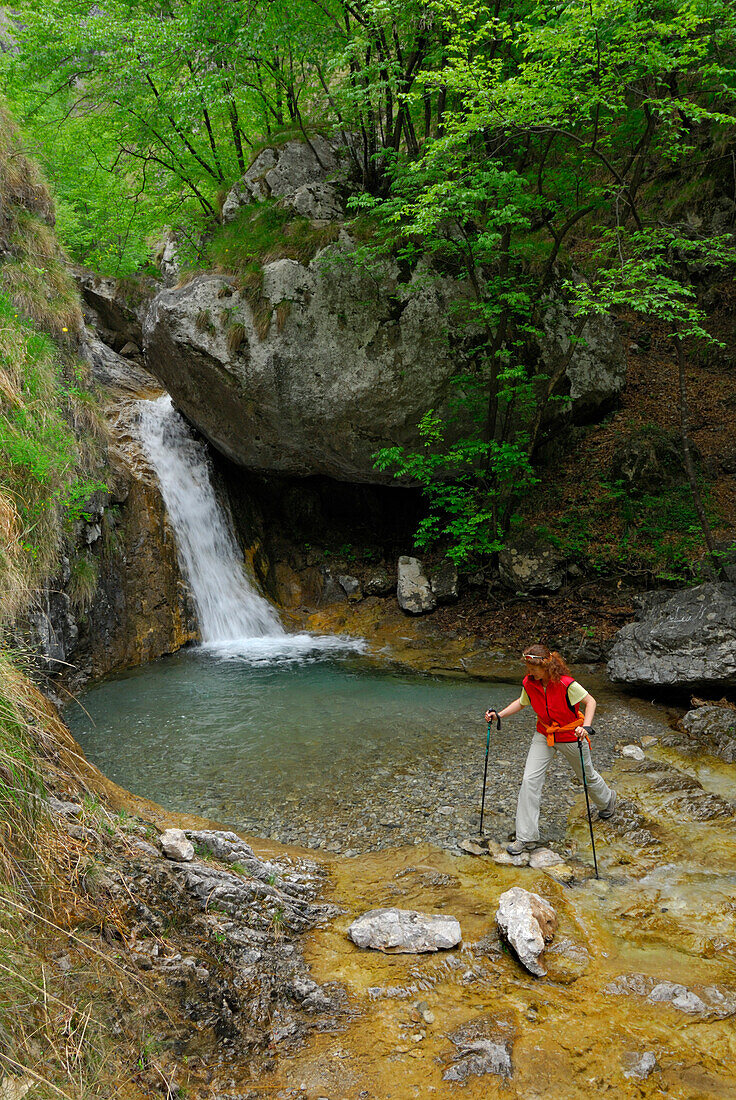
<box><xmin>681</xmin><ymin>703</ymin><xmax>736</xmax><ymax>763</ymax></box>
<box><xmin>649</xmin><ymin>981</ymin><xmax>706</xmax><ymax>1014</ymax></box>
<box><xmin>488</xmin><ymin>849</ymin><xmax>528</xmax><ymax>866</ymax></box>
<box><xmin>621</xmin><ymin>744</ymin><xmax>645</xmax><ymax>761</ymax></box>
<box><xmin>442</xmin><ymin>1018</ymin><xmax>513</xmax><ymax>1082</ymax></box>
<box><xmin>459</xmin><ymin>839</ymin><xmax>486</xmax><ymax>856</ymax></box>
<box><xmin>160</xmin><ymin>829</ymin><xmax>195</xmax><ymax>862</ymax></box>
<box><xmin>542</xmin><ymin>863</ymin><xmax>576</xmax><ymax>885</ymax></box>
<box><xmin>641</xmin><ymin>735</ymin><xmax>659</xmax><ymax>748</ymax></box>
<box><xmin>496</xmin><ymin>887</ymin><xmax>557</xmax><ymax>977</ymax></box>
<box><xmin>397</xmin><ymin>557</ymin><xmax>436</xmax><ymax>615</ymax></box>
<box><xmin>604</xmin><ymin>973</ymin><xmax>736</xmax><ymax>1018</ymax></box>
<box><xmin>608</xmin><ymin>583</ymin><xmax>736</xmax><ymax>688</ymax></box>
<box><xmin>529</xmin><ymin>848</ymin><xmax>565</xmax><ymax>869</ymax></box>
<box><xmin>623</xmin><ymin>1052</ymin><xmax>657</xmax><ymax>1079</ymax></box>
<box><xmin>544</xmin><ymin>937</ymin><xmax>590</xmax><ymax>983</ymax></box>
<box><xmin>347</xmin><ymin>908</ymin><xmax>461</xmax><ymax>953</ymax></box>
<box><xmin>338</xmin><ymin>574</ymin><xmax>362</xmax><ymax>601</ymax></box>
<box><xmin>443</xmin><ymin>1038</ymin><xmax>512</xmax><ymax>1082</ymax></box>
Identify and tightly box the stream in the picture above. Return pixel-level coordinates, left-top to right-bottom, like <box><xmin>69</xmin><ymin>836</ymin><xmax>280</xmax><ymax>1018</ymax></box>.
<box><xmin>71</xmin><ymin>390</ymin><xmax>736</xmax><ymax>1097</ymax></box>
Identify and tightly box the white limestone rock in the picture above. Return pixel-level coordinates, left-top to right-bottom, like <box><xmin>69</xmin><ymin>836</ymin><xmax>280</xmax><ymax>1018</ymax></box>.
<box><xmin>495</xmin><ymin>887</ymin><xmax>557</xmax><ymax>977</ymax></box>
<box><xmin>160</xmin><ymin>828</ymin><xmax>195</xmax><ymax>862</ymax></box>
<box><xmin>347</xmin><ymin>908</ymin><xmax>461</xmax><ymax>953</ymax></box>
<box><xmin>397</xmin><ymin>556</ymin><xmax>436</xmax><ymax>615</ymax></box>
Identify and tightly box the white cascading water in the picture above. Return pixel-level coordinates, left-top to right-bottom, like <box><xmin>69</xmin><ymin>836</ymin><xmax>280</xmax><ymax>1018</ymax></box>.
<box><xmin>136</xmin><ymin>395</ymin><xmax>362</xmax><ymax>660</ymax></box>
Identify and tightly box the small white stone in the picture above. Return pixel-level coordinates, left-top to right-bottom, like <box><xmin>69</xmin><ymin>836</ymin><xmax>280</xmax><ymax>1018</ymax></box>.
<box><xmin>621</xmin><ymin>744</ymin><xmax>645</xmax><ymax>761</ymax></box>
<box><xmin>160</xmin><ymin>828</ymin><xmax>194</xmax><ymax>862</ymax></box>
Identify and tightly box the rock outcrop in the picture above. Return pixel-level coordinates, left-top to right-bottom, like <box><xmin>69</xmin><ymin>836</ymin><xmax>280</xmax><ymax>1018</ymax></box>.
<box><xmin>608</xmin><ymin>583</ymin><xmax>736</xmax><ymax>688</ymax></box>
<box><xmin>221</xmin><ymin>136</ymin><xmax>352</xmax><ymax>223</ymax></box>
<box><xmin>143</xmin><ymin>253</ymin><xmax>475</xmax><ymax>484</ymax></box>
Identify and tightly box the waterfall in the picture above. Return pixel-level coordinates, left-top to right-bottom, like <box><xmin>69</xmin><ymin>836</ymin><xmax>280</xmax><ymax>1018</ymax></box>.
<box><xmin>137</xmin><ymin>395</ymin><xmax>283</xmax><ymax>644</ymax></box>
<box><xmin>135</xmin><ymin>395</ymin><xmax>365</xmax><ymax>662</ymax></box>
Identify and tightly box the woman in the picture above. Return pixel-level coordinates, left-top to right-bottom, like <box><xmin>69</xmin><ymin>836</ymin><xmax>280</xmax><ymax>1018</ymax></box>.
<box><xmin>485</xmin><ymin>644</ymin><xmax>617</xmax><ymax>855</ymax></box>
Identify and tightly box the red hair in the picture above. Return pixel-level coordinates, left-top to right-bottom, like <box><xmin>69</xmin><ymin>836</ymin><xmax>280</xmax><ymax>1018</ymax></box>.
<box><xmin>522</xmin><ymin>643</ymin><xmax>571</xmax><ymax>683</ymax></box>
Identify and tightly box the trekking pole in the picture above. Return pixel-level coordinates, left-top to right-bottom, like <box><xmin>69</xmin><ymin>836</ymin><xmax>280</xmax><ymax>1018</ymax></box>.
<box><xmin>480</xmin><ymin>712</ymin><xmax>501</xmax><ymax>835</ymax></box>
<box><xmin>577</xmin><ymin>735</ymin><xmax>599</xmax><ymax>879</ymax></box>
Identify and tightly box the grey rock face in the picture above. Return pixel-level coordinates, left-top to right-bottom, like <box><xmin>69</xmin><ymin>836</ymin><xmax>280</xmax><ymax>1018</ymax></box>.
<box><xmin>347</xmin><ymin>908</ymin><xmax>462</xmax><ymax>953</ymax></box>
<box><xmin>397</xmin><ymin>556</ymin><xmax>436</xmax><ymax>614</ymax></box>
<box><xmin>160</xmin><ymin>828</ymin><xmax>194</xmax><ymax>862</ymax></box>
<box><xmin>76</xmin><ymin>268</ymin><xmax>153</xmax><ymax>352</ymax></box>
<box><xmin>681</xmin><ymin>704</ymin><xmax>736</xmax><ymax>763</ymax></box>
<box><xmin>542</xmin><ymin>291</ymin><xmax>627</xmax><ymax>421</ymax></box>
<box><xmin>498</xmin><ymin>539</ymin><xmax>567</xmax><ymax>594</ymax></box>
<box><xmin>83</xmin><ymin>331</ymin><xmax>159</xmax><ymax>395</ymax></box>
<box><xmin>495</xmin><ymin>887</ymin><xmax>557</xmax><ymax>977</ymax></box>
<box><xmin>607</xmin><ymin>583</ymin><xmax>736</xmax><ymax>688</ymax></box>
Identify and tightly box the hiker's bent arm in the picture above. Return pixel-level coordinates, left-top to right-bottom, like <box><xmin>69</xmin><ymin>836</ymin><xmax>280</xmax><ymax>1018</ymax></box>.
<box><xmin>575</xmin><ymin>693</ymin><xmax>596</xmax><ymax>738</ymax></box>
<box><xmin>485</xmin><ymin>698</ymin><xmax>524</xmax><ymax>722</ymax></box>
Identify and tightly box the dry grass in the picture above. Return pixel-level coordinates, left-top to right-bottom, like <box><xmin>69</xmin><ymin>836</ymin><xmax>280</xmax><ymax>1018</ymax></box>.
<box><xmin>226</xmin><ymin>321</ymin><xmax>247</xmax><ymax>355</ymax></box>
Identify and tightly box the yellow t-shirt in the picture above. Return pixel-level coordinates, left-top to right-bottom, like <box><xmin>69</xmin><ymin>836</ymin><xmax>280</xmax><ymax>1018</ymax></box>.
<box><xmin>519</xmin><ymin>680</ymin><xmax>588</xmax><ymax>707</ymax></box>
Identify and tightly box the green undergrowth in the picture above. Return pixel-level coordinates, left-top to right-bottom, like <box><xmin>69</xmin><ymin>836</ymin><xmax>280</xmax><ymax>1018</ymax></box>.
<box><xmin>0</xmin><ymin>106</ymin><xmax>108</xmax><ymax>625</ymax></box>
<box><xmin>207</xmin><ymin>200</ymin><xmax>340</xmax><ymax>277</ymax></box>
<box><xmin>201</xmin><ymin>201</ymin><xmax>339</xmax><ymax>341</ymax></box>
<box><xmin>0</xmin><ymin>293</ymin><xmax>106</xmax><ymax>621</ymax></box>
<box><xmin>533</xmin><ymin>481</ymin><xmax>719</xmax><ymax>583</ymax></box>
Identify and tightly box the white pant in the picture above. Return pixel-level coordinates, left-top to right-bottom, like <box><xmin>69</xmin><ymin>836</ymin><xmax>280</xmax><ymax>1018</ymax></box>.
<box><xmin>515</xmin><ymin>733</ymin><xmax>613</xmax><ymax>843</ymax></box>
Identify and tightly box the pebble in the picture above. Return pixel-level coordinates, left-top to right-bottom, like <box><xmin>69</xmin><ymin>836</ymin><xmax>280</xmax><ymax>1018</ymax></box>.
<box><xmin>195</xmin><ymin>703</ymin><xmax>666</xmax><ymax>855</ymax></box>
<box><xmin>641</xmin><ymin>736</ymin><xmax>659</xmax><ymax>749</ymax></box>
<box><xmin>622</xmin><ymin>744</ymin><xmax>645</xmax><ymax>761</ymax></box>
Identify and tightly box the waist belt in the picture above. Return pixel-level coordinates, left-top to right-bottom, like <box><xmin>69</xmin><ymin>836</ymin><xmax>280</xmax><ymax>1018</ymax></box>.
<box><xmin>540</xmin><ymin>716</ymin><xmax>590</xmax><ymax>748</ymax></box>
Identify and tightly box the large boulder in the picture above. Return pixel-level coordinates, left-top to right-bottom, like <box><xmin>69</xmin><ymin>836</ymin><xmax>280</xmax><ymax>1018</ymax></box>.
<box><xmin>221</xmin><ymin>137</ymin><xmax>351</xmax><ymax>223</ymax></box>
<box><xmin>142</xmin><ymin>142</ymin><xmax>626</xmax><ymax>485</ymax></box>
<box><xmin>607</xmin><ymin>583</ymin><xmax>736</xmax><ymax>689</ymax></box>
<box><xmin>142</xmin><ymin>250</ymin><xmax>475</xmax><ymax>484</ymax></box>
<box><xmin>143</xmin><ymin>255</ymin><xmax>625</xmax><ymax>484</ymax></box>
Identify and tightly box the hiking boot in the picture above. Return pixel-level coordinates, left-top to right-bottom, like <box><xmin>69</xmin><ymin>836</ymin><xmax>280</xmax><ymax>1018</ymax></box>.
<box><xmin>506</xmin><ymin>839</ymin><xmax>537</xmax><ymax>855</ymax></box>
<box><xmin>598</xmin><ymin>790</ymin><xmax>617</xmax><ymax>820</ymax></box>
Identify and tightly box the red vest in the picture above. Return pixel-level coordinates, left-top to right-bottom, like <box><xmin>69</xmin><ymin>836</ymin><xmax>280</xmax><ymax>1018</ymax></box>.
<box><xmin>523</xmin><ymin>674</ymin><xmax>583</xmax><ymax>742</ymax></box>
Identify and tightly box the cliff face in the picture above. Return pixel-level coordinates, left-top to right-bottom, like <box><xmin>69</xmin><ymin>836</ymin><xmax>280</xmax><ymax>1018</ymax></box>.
<box><xmin>0</xmin><ymin>107</ymin><xmax>196</xmax><ymax>685</ymax></box>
